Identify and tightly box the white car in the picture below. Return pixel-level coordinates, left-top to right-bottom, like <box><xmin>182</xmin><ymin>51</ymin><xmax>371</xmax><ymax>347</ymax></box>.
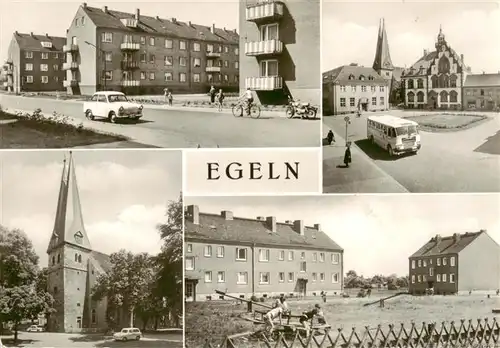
<box><xmin>83</xmin><ymin>91</ymin><xmax>144</xmax><ymax>123</ymax></box>
<box><xmin>26</xmin><ymin>325</ymin><xmax>43</xmax><ymax>332</ymax></box>
<box><xmin>113</xmin><ymin>327</ymin><xmax>142</xmax><ymax>341</ymax></box>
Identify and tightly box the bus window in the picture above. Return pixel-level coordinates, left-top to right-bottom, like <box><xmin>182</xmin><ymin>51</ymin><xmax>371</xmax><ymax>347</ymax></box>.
<box><xmin>396</xmin><ymin>126</ymin><xmax>409</xmax><ymax>136</ymax></box>
<box><xmin>408</xmin><ymin>125</ymin><xmax>418</xmax><ymax>134</ymax></box>
<box><xmin>389</xmin><ymin>128</ymin><xmax>396</xmax><ymax>138</ymax></box>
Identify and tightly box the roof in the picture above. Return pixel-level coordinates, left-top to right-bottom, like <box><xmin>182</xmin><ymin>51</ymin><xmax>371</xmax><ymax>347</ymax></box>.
<box><xmin>368</xmin><ymin>115</ymin><xmax>418</xmax><ymax>126</ymax></box>
<box><xmin>83</xmin><ymin>5</ymin><xmax>239</xmax><ymax>44</ymax></box>
<box><xmin>372</xmin><ymin>19</ymin><xmax>394</xmax><ymax>71</ymax></box>
<box><xmin>94</xmin><ymin>91</ymin><xmax>125</xmax><ymax>95</ymax></box>
<box><xmin>323</xmin><ymin>65</ymin><xmax>388</xmax><ymax>86</ymax></box>
<box><xmin>410</xmin><ymin>231</ymin><xmax>485</xmax><ymax>258</ymax></box>
<box><xmin>185</xmin><ymin>213</ymin><xmax>343</xmax><ymax>252</ymax></box>
<box><xmin>402</xmin><ymin>49</ymin><xmax>465</xmax><ymax>77</ymax></box>
<box><xmin>464</xmin><ymin>73</ymin><xmax>500</xmax><ymax>88</ymax></box>
<box><xmin>90</xmin><ymin>250</ymin><xmax>112</xmax><ymax>273</ymax></box>
<box><xmin>13</xmin><ymin>32</ymin><xmax>66</xmax><ymax>51</ymax></box>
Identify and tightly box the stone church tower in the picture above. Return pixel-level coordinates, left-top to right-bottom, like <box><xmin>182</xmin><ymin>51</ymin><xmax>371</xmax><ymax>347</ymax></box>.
<box><xmin>372</xmin><ymin>18</ymin><xmax>394</xmax><ymax>81</ymax></box>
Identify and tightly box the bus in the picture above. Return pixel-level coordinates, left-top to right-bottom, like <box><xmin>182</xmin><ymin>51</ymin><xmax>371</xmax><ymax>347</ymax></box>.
<box><xmin>367</xmin><ymin>115</ymin><xmax>421</xmax><ymax>156</ymax></box>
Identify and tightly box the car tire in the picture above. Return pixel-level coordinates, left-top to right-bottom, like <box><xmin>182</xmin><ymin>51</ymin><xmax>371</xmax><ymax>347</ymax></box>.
<box><xmin>123</xmin><ymin>337</ymin><xmax>128</xmax><ymax>341</ymax></box>
<box><xmin>136</xmin><ymin>336</ymin><xmax>140</xmax><ymax>340</ymax></box>
<box><xmin>85</xmin><ymin>109</ymin><xmax>94</xmax><ymax>120</ymax></box>
<box><xmin>109</xmin><ymin>111</ymin><xmax>117</xmax><ymax>123</ymax></box>
<box><xmin>387</xmin><ymin>145</ymin><xmax>394</xmax><ymax>157</ymax></box>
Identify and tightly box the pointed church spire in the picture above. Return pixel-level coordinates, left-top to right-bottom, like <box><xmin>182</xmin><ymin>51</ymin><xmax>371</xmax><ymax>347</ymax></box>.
<box><xmin>373</xmin><ymin>17</ymin><xmax>394</xmax><ymax>72</ymax></box>
<box><xmin>47</xmin><ymin>152</ymin><xmax>92</xmax><ymax>254</ymax></box>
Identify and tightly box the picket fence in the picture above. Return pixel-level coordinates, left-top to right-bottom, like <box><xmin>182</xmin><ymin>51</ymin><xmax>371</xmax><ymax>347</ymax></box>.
<box><xmin>191</xmin><ymin>318</ymin><xmax>500</xmax><ymax>348</ymax></box>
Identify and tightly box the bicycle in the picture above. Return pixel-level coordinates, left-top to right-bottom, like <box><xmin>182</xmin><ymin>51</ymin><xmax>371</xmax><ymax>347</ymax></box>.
<box><xmin>232</xmin><ymin>99</ymin><xmax>261</xmax><ymax>118</ymax></box>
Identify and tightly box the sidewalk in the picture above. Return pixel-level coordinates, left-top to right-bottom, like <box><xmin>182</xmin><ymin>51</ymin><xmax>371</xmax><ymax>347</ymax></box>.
<box><xmin>140</xmin><ymin>103</ymin><xmax>288</xmax><ymax>118</ymax></box>
<box><xmin>322</xmin><ymin>129</ymin><xmax>409</xmax><ymax>193</ymax></box>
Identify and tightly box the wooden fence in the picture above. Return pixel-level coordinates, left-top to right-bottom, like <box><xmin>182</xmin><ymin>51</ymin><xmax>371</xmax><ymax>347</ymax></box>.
<box><xmin>191</xmin><ymin>318</ymin><xmax>500</xmax><ymax>348</ymax></box>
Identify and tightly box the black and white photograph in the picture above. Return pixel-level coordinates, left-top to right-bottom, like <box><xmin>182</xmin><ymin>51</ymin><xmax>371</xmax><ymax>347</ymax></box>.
<box><xmin>0</xmin><ymin>150</ymin><xmax>183</xmax><ymax>347</ymax></box>
<box><xmin>184</xmin><ymin>194</ymin><xmax>500</xmax><ymax>348</ymax></box>
<box><xmin>0</xmin><ymin>0</ymin><xmax>321</xmax><ymax>149</ymax></box>
<box><xmin>322</xmin><ymin>1</ymin><xmax>500</xmax><ymax>193</ymax></box>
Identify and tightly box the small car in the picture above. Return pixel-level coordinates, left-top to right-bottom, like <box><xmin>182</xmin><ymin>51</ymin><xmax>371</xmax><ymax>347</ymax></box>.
<box><xmin>112</xmin><ymin>327</ymin><xmax>142</xmax><ymax>341</ymax></box>
<box><xmin>83</xmin><ymin>91</ymin><xmax>144</xmax><ymax>123</ymax></box>
<box><xmin>26</xmin><ymin>325</ymin><xmax>43</xmax><ymax>332</ymax></box>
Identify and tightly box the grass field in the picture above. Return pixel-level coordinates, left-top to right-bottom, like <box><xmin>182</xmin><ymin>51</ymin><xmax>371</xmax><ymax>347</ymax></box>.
<box><xmin>186</xmin><ymin>291</ymin><xmax>500</xmax><ymax>347</ymax></box>
<box><xmin>406</xmin><ymin>113</ymin><xmax>488</xmax><ymax>131</ymax></box>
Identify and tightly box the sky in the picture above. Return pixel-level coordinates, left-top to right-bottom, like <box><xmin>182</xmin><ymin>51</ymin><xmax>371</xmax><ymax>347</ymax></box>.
<box><xmin>185</xmin><ymin>194</ymin><xmax>500</xmax><ymax>277</ymax></box>
<box><xmin>0</xmin><ymin>150</ymin><xmax>182</xmax><ymax>268</ymax></box>
<box><xmin>0</xmin><ymin>0</ymin><xmax>239</xmax><ymax>61</ymax></box>
<box><xmin>322</xmin><ymin>1</ymin><xmax>500</xmax><ymax>74</ymax></box>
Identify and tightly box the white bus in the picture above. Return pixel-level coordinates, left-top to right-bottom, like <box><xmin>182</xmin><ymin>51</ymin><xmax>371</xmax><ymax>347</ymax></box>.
<box><xmin>367</xmin><ymin>115</ymin><xmax>421</xmax><ymax>156</ymax></box>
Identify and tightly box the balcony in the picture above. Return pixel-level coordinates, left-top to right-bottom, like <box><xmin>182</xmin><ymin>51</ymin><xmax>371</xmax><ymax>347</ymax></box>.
<box><xmin>63</xmin><ymin>79</ymin><xmax>78</xmax><ymax>88</ymax></box>
<box><xmin>5</xmin><ymin>67</ymin><xmax>13</xmax><ymax>75</ymax></box>
<box><xmin>245</xmin><ymin>39</ymin><xmax>283</xmax><ymax>56</ymax></box>
<box><xmin>120</xmin><ymin>42</ymin><xmax>140</xmax><ymax>51</ymax></box>
<box><xmin>206</xmin><ymin>51</ymin><xmax>221</xmax><ymax>58</ymax></box>
<box><xmin>246</xmin><ymin>0</ymin><xmax>284</xmax><ymax>23</ymax></box>
<box><xmin>63</xmin><ymin>44</ymin><xmax>79</xmax><ymax>53</ymax></box>
<box><xmin>62</xmin><ymin>62</ymin><xmax>79</xmax><ymax>70</ymax></box>
<box><xmin>206</xmin><ymin>66</ymin><xmax>221</xmax><ymax>73</ymax></box>
<box><xmin>121</xmin><ymin>80</ymin><xmax>140</xmax><ymax>87</ymax></box>
<box><xmin>245</xmin><ymin>76</ymin><xmax>282</xmax><ymax>90</ymax></box>
<box><xmin>121</xmin><ymin>61</ymin><xmax>140</xmax><ymax>70</ymax></box>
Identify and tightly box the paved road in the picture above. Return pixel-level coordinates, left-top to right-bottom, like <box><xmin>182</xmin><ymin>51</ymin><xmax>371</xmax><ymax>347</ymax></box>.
<box><xmin>323</xmin><ymin>110</ymin><xmax>500</xmax><ymax>193</ymax></box>
<box><xmin>0</xmin><ymin>94</ymin><xmax>320</xmax><ymax>148</ymax></box>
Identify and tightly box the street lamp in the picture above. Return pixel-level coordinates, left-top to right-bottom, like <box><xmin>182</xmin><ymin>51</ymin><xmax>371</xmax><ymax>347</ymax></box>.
<box><xmin>84</xmin><ymin>41</ymin><xmax>107</xmax><ymax>91</ymax></box>
<box><xmin>344</xmin><ymin>116</ymin><xmax>351</xmax><ymax>146</ymax></box>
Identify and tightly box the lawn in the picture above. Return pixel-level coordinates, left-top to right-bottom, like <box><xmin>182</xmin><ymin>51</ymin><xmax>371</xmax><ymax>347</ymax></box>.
<box><xmin>186</xmin><ymin>292</ymin><xmax>500</xmax><ymax>347</ymax></box>
<box><xmin>405</xmin><ymin>113</ymin><xmax>488</xmax><ymax>132</ymax></box>
<box><xmin>0</xmin><ymin>109</ymin><xmax>128</xmax><ymax>148</ymax></box>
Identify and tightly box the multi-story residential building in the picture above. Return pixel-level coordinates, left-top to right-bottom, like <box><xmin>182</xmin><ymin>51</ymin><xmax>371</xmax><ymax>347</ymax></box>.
<box><xmin>184</xmin><ymin>205</ymin><xmax>344</xmax><ymax>302</ymax></box>
<box><xmin>463</xmin><ymin>73</ymin><xmax>500</xmax><ymax>111</ymax></box>
<box><xmin>401</xmin><ymin>27</ymin><xmax>471</xmax><ymax>110</ymax></box>
<box><xmin>64</xmin><ymin>3</ymin><xmax>239</xmax><ymax>95</ymax></box>
<box><xmin>408</xmin><ymin>230</ymin><xmax>500</xmax><ymax>295</ymax></box>
<box><xmin>322</xmin><ymin>64</ymin><xmax>389</xmax><ymax>115</ymax></box>
<box><xmin>3</xmin><ymin>31</ymin><xmax>65</xmax><ymax>93</ymax></box>
<box><xmin>239</xmin><ymin>0</ymin><xmax>320</xmax><ymax>106</ymax></box>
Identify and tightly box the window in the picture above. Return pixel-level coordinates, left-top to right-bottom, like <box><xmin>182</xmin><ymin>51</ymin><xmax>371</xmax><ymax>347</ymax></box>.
<box><xmin>260</xmin><ymin>60</ymin><xmax>278</xmax><ymax>77</ymax></box>
<box><xmin>417</xmin><ymin>275</ymin><xmax>421</xmax><ymax>282</ymax></box>
<box><xmin>25</xmin><ymin>51</ymin><xmax>33</xmax><ymax>59</ymax></box>
<box><xmin>105</xmin><ymin>52</ymin><xmax>112</xmax><ymax>62</ymax></box>
<box><xmin>140</xmin><ymin>36</ymin><xmax>146</xmax><ymax>45</ymax></box>
<box><xmin>260</xmin><ymin>272</ymin><xmax>270</xmax><ymax>284</ymax></box>
<box><xmin>442</xmin><ymin>274</ymin><xmax>447</xmax><ymax>282</ymax></box>
<box><xmin>237</xmin><ymin>272</ymin><xmax>248</xmax><ymax>284</ymax></box>
<box><xmin>164</xmin><ymin>72</ymin><xmax>173</xmax><ymax>81</ymax></box>
<box><xmin>56</xmin><ymin>253</ymin><xmax>60</xmax><ymax>264</ymax></box>
<box><xmin>429</xmin><ymin>268</ymin><xmax>434</xmax><ymax>276</ymax></box>
<box><xmin>103</xmin><ymin>71</ymin><xmax>112</xmax><ymax>80</ymax></box>
<box><xmin>234</xmin><ymin>47</ymin><xmax>239</xmax><ymax>55</ymax></box>
<box><xmin>450</xmin><ymin>257</ymin><xmax>455</xmax><ymax>266</ymax></box>
<box><xmin>179</xmin><ymin>73</ymin><xmax>186</xmax><ymax>82</ymax></box>
<box><xmin>301</xmin><ymin>252</ymin><xmax>306</xmax><ymax>260</ymax></box>
<box><xmin>361</xmin><ymin>85</ymin><xmax>367</xmax><ymax>92</ymax></box>
<box><xmin>300</xmin><ymin>261</ymin><xmax>306</xmax><ymax>272</ymax></box>
<box><xmin>41</xmin><ymin>52</ymin><xmax>48</xmax><ymax>59</ymax></box>
<box><xmin>193</xmin><ymin>58</ymin><xmax>201</xmax><ymax>67</ymax></box>
<box><xmin>340</xmin><ymin>86</ymin><xmax>346</xmax><ymax>92</ymax></box>
<box><xmin>235</xmin><ymin>62</ymin><xmax>239</xmax><ymax>69</ymax></box>
<box><xmin>204</xmin><ymin>245</ymin><xmax>212</xmax><ymax>257</ymax></box>
<box><xmin>380</xmin><ymin>97</ymin><xmax>385</xmax><ymax>105</ymax></box>
<box><xmin>450</xmin><ymin>273</ymin><xmax>455</xmax><ymax>283</ymax></box>
<box><xmin>41</xmin><ymin>76</ymin><xmax>48</xmax><ymax>84</ymax></box>
<box><xmin>207</xmin><ymin>44</ymin><xmax>214</xmax><ymax>53</ymax></box>
<box><xmin>320</xmin><ymin>273</ymin><xmax>325</xmax><ymax>282</ymax></box>
<box><xmin>351</xmin><ymin>86</ymin><xmax>356</xmax><ymax>92</ymax></box>
<box><xmin>437</xmin><ymin>258</ymin><xmax>441</xmax><ymax>266</ymax></box>
<box><xmin>101</xmin><ymin>32</ymin><xmax>113</xmax><ymax>43</ymax></box>
<box><xmin>423</xmin><ymin>275</ymin><xmax>427</xmax><ymax>282</ymax></box>
<box><xmin>259</xmin><ymin>249</ymin><xmax>270</xmax><ymax>262</ymax></box>
<box><xmin>288</xmin><ymin>251</ymin><xmax>294</xmax><ymax>261</ymax></box>
<box><xmin>319</xmin><ymin>253</ymin><xmax>325</xmax><ymax>262</ymax></box>
<box><xmin>140</xmin><ymin>54</ymin><xmax>146</xmax><ymax>63</ymax></box>
<box><xmin>186</xmin><ymin>244</ymin><xmax>192</xmax><ymax>253</ymax></box>
<box><xmin>443</xmin><ymin>257</ymin><xmax>447</xmax><ymax>266</ymax></box>
<box><xmin>180</xmin><ymin>40</ymin><xmax>187</xmax><ymax>50</ymax></box>
<box><xmin>411</xmin><ymin>275</ymin><xmax>415</xmax><ymax>284</ymax></box>
<box><xmin>179</xmin><ymin>57</ymin><xmax>187</xmax><ymax>66</ymax></box>
<box><xmin>260</xmin><ymin>23</ymin><xmax>279</xmax><ymax>41</ymax></box>
<box><xmin>204</xmin><ymin>271</ymin><xmax>212</xmax><ymax>283</ymax></box>
<box><xmin>91</xmin><ymin>309</ymin><xmax>96</xmax><ymax>324</ymax></box>
<box><xmin>217</xmin><ymin>271</ymin><xmax>225</xmax><ymax>283</ymax></box>
<box><xmin>193</xmin><ymin>42</ymin><xmax>200</xmax><ymax>51</ymax></box>
<box><xmin>288</xmin><ymin>272</ymin><xmax>294</xmax><ymax>282</ymax></box>
<box><xmin>78</xmin><ymin>255</ymin><xmax>82</xmax><ymax>263</ymax></box>
<box><xmin>149</xmin><ymin>37</ymin><xmax>155</xmax><ymax>46</ymax></box>
<box><xmin>140</xmin><ymin>71</ymin><xmax>146</xmax><ymax>80</ymax></box>
<box><xmin>52</xmin><ymin>256</ymin><xmax>55</xmax><ymax>265</ymax></box>
<box><xmin>53</xmin><ymin>64</ymin><xmax>59</xmax><ymax>71</ymax></box>
<box><xmin>185</xmin><ymin>257</ymin><xmax>195</xmax><ymax>270</ymax></box>
<box><xmin>40</xmin><ymin>64</ymin><xmax>48</xmax><ymax>71</ymax></box>
<box><xmin>380</xmin><ymin>86</ymin><xmax>385</xmax><ymax>92</ymax></box>
<box><xmin>437</xmin><ymin>274</ymin><xmax>441</xmax><ymax>282</ymax></box>
<box><xmin>371</xmin><ymin>86</ymin><xmax>376</xmax><ymax>92</ymax></box>
<box><xmin>332</xmin><ymin>253</ymin><xmax>340</xmax><ymax>264</ymax></box>
<box><xmin>149</xmin><ymin>72</ymin><xmax>155</xmax><ymax>80</ymax></box>
<box><xmin>25</xmin><ymin>63</ymin><xmax>33</xmax><ymax>71</ymax></box>
<box><xmin>312</xmin><ymin>273</ymin><xmax>317</xmax><ymax>282</ymax></box>
<box><xmin>411</xmin><ymin>260</ymin><xmax>415</xmax><ymax>269</ymax></box>
<box><xmin>75</xmin><ymin>253</ymin><xmax>78</xmax><ymax>262</ymax></box>
<box><xmin>340</xmin><ymin>98</ymin><xmax>346</xmax><ymax>107</ymax></box>
<box><xmin>224</xmin><ymin>60</ymin><xmax>229</xmax><ymax>68</ymax></box>
<box><xmin>350</xmin><ymin>98</ymin><xmax>355</xmax><ymax>107</ymax></box>
<box><xmin>149</xmin><ymin>54</ymin><xmax>155</xmax><ymax>64</ymax></box>
<box><xmin>236</xmin><ymin>248</ymin><xmax>247</xmax><ymax>261</ymax></box>
<box><xmin>332</xmin><ymin>273</ymin><xmax>339</xmax><ymax>283</ymax></box>
<box><xmin>417</xmin><ymin>260</ymin><xmax>422</xmax><ymax>267</ymax></box>
<box><xmin>224</xmin><ymin>46</ymin><xmax>229</xmax><ymax>53</ymax></box>
<box><xmin>278</xmin><ymin>250</ymin><xmax>285</xmax><ymax>260</ymax></box>
<box><xmin>372</xmin><ymin>97</ymin><xmax>376</xmax><ymax>105</ymax></box>
<box><xmin>278</xmin><ymin>272</ymin><xmax>285</xmax><ymax>282</ymax></box>
<box><xmin>165</xmin><ymin>39</ymin><xmax>173</xmax><ymax>48</ymax></box>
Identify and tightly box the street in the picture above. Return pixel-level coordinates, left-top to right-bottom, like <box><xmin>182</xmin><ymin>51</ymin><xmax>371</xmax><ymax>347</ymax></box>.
<box><xmin>323</xmin><ymin>110</ymin><xmax>500</xmax><ymax>193</ymax></box>
<box><xmin>0</xmin><ymin>94</ymin><xmax>320</xmax><ymax>148</ymax></box>
<box><xmin>1</xmin><ymin>331</ymin><xmax>183</xmax><ymax>347</ymax></box>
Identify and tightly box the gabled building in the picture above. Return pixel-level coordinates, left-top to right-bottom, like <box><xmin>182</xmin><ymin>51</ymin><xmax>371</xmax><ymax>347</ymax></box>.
<box><xmin>184</xmin><ymin>205</ymin><xmax>344</xmax><ymax>302</ymax></box>
<box><xmin>408</xmin><ymin>230</ymin><xmax>500</xmax><ymax>295</ymax></box>
<box><xmin>3</xmin><ymin>31</ymin><xmax>66</xmax><ymax>93</ymax></box>
<box><xmin>64</xmin><ymin>3</ymin><xmax>239</xmax><ymax>95</ymax></box>
<box><xmin>463</xmin><ymin>73</ymin><xmax>500</xmax><ymax>111</ymax></box>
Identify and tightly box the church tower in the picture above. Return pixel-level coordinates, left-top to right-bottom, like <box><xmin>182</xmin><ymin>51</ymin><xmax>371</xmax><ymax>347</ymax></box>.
<box><xmin>46</xmin><ymin>152</ymin><xmax>93</xmax><ymax>332</ymax></box>
<box><xmin>372</xmin><ymin>18</ymin><xmax>394</xmax><ymax>81</ymax></box>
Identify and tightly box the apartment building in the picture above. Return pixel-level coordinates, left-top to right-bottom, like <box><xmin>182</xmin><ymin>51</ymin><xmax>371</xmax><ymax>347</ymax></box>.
<box><xmin>463</xmin><ymin>73</ymin><xmax>500</xmax><ymax>111</ymax></box>
<box><xmin>64</xmin><ymin>3</ymin><xmax>239</xmax><ymax>95</ymax></box>
<box><xmin>184</xmin><ymin>205</ymin><xmax>344</xmax><ymax>302</ymax></box>
<box><xmin>408</xmin><ymin>230</ymin><xmax>500</xmax><ymax>295</ymax></box>
<box><xmin>3</xmin><ymin>31</ymin><xmax>65</xmax><ymax>93</ymax></box>
<box><xmin>239</xmin><ymin>0</ymin><xmax>320</xmax><ymax>106</ymax></box>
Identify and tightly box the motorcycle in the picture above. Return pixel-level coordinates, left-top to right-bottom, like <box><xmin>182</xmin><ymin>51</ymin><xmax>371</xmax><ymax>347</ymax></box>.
<box><xmin>285</xmin><ymin>97</ymin><xmax>318</xmax><ymax>119</ymax></box>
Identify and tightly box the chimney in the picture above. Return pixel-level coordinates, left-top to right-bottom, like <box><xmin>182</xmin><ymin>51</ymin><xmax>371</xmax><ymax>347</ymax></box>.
<box><xmin>233</xmin><ymin>29</ymin><xmax>237</xmax><ymax>33</ymax></box>
<box><xmin>435</xmin><ymin>234</ymin><xmax>442</xmax><ymax>243</ymax></box>
<box><xmin>188</xmin><ymin>21</ymin><xmax>192</xmax><ymax>27</ymax></box>
<box><xmin>285</xmin><ymin>220</ymin><xmax>293</xmax><ymax>224</ymax></box>
<box><xmin>66</xmin><ymin>29</ymin><xmax>69</xmax><ymax>34</ymax></box>
<box><xmin>102</xmin><ymin>5</ymin><xmax>108</xmax><ymax>13</ymax></box>
<box><xmin>460</xmin><ymin>54</ymin><xmax>464</xmax><ymax>62</ymax></box>
<box><xmin>171</xmin><ymin>17</ymin><xmax>177</xmax><ymax>23</ymax></box>
<box><xmin>423</xmin><ymin>49</ymin><xmax>428</xmax><ymax>56</ymax></box>
<box><xmin>221</xmin><ymin>210</ymin><xmax>233</xmax><ymax>221</ymax></box>
<box><xmin>314</xmin><ymin>223</ymin><xmax>321</xmax><ymax>231</ymax></box>
<box><xmin>30</xmin><ymin>32</ymin><xmax>34</xmax><ymax>37</ymax></box>
<box><xmin>82</xmin><ymin>2</ymin><xmax>87</xmax><ymax>8</ymax></box>
<box><xmin>294</xmin><ymin>220</ymin><xmax>305</xmax><ymax>236</ymax></box>
<box><xmin>135</xmin><ymin>8</ymin><xmax>140</xmax><ymax>20</ymax></box>
<box><xmin>186</xmin><ymin>205</ymin><xmax>199</xmax><ymax>225</ymax></box>
<box><xmin>266</xmin><ymin>216</ymin><xmax>276</xmax><ymax>233</ymax></box>
<box><xmin>156</xmin><ymin>16</ymin><xmax>160</xmax><ymax>20</ymax></box>
<box><xmin>211</xmin><ymin>24</ymin><xmax>215</xmax><ymax>33</ymax></box>
<box><xmin>46</xmin><ymin>33</ymin><xmax>49</xmax><ymax>37</ymax></box>
<box><xmin>453</xmin><ymin>233</ymin><xmax>461</xmax><ymax>243</ymax></box>
<box><xmin>224</xmin><ymin>27</ymin><xmax>226</xmax><ymax>31</ymax></box>
<box><xmin>15</xmin><ymin>30</ymin><xmax>18</xmax><ymax>35</ymax></box>
<box><xmin>256</xmin><ymin>216</ymin><xmax>265</xmax><ymax>221</ymax></box>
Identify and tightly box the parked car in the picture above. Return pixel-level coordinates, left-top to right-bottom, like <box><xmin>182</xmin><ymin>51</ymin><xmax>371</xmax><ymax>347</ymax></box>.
<box><xmin>112</xmin><ymin>327</ymin><xmax>142</xmax><ymax>341</ymax></box>
<box><xmin>26</xmin><ymin>325</ymin><xmax>43</xmax><ymax>332</ymax></box>
<box><xmin>83</xmin><ymin>91</ymin><xmax>144</xmax><ymax>123</ymax></box>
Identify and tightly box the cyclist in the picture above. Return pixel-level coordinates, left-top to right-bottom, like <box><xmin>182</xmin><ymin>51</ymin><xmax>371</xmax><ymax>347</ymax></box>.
<box><xmin>239</xmin><ymin>87</ymin><xmax>254</xmax><ymax>115</ymax></box>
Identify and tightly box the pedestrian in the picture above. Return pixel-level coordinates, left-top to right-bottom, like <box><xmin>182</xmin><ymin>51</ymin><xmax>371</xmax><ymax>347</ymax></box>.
<box><xmin>167</xmin><ymin>91</ymin><xmax>173</xmax><ymax>106</ymax></box>
<box><xmin>263</xmin><ymin>305</ymin><xmax>284</xmax><ymax>340</ymax></box>
<box><xmin>344</xmin><ymin>142</ymin><xmax>352</xmax><ymax>168</ymax></box>
<box><xmin>216</xmin><ymin>89</ymin><xmax>225</xmax><ymax>112</ymax></box>
<box><xmin>299</xmin><ymin>304</ymin><xmax>326</xmax><ymax>337</ymax></box>
<box><xmin>163</xmin><ymin>87</ymin><xmax>169</xmax><ymax>104</ymax></box>
<box><xmin>327</xmin><ymin>130</ymin><xmax>335</xmax><ymax>145</ymax></box>
<box><xmin>209</xmin><ymin>85</ymin><xmax>216</xmax><ymax>104</ymax></box>
<box><xmin>273</xmin><ymin>296</ymin><xmax>289</xmax><ymax>313</ymax></box>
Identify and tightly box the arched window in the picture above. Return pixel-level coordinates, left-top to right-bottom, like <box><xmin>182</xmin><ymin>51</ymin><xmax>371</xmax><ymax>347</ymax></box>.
<box><xmin>408</xmin><ymin>79</ymin><xmax>414</xmax><ymax>89</ymax></box>
<box><xmin>450</xmin><ymin>74</ymin><xmax>458</xmax><ymax>88</ymax></box>
<box><xmin>438</xmin><ymin>74</ymin><xmax>449</xmax><ymax>88</ymax></box>
<box><xmin>407</xmin><ymin>92</ymin><xmax>415</xmax><ymax>103</ymax></box>
<box><xmin>450</xmin><ymin>90</ymin><xmax>458</xmax><ymax>102</ymax></box>
<box><xmin>359</xmin><ymin>75</ymin><xmax>365</xmax><ymax>81</ymax></box>
<box><xmin>417</xmin><ymin>79</ymin><xmax>424</xmax><ymax>89</ymax></box>
<box><xmin>78</xmin><ymin>255</ymin><xmax>82</xmax><ymax>263</ymax></box>
<box><xmin>440</xmin><ymin>90</ymin><xmax>449</xmax><ymax>102</ymax></box>
<box><xmin>57</xmin><ymin>254</ymin><xmax>61</xmax><ymax>263</ymax></box>
<box><xmin>75</xmin><ymin>253</ymin><xmax>78</xmax><ymax>262</ymax></box>
<box><xmin>431</xmin><ymin>75</ymin><xmax>438</xmax><ymax>89</ymax></box>
<box><xmin>52</xmin><ymin>256</ymin><xmax>56</xmax><ymax>265</ymax></box>
<box><xmin>91</xmin><ymin>309</ymin><xmax>97</xmax><ymax>324</ymax></box>
<box><xmin>417</xmin><ymin>91</ymin><xmax>425</xmax><ymax>103</ymax></box>
<box><xmin>438</xmin><ymin>56</ymin><xmax>450</xmax><ymax>74</ymax></box>
<box><xmin>348</xmin><ymin>74</ymin><xmax>355</xmax><ymax>80</ymax></box>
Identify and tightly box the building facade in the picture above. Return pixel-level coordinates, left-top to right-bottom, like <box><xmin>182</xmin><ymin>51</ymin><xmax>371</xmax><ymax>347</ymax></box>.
<box><xmin>239</xmin><ymin>0</ymin><xmax>320</xmax><ymax>106</ymax></box>
<box><xmin>184</xmin><ymin>205</ymin><xmax>344</xmax><ymax>302</ymax></box>
<box><xmin>2</xmin><ymin>31</ymin><xmax>65</xmax><ymax>93</ymax></box>
<box><xmin>64</xmin><ymin>3</ymin><xmax>239</xmax><ymax>95</ymax></box>
<box><xmin>408</xmin><ymin>230</ymin><xmax>500</xmax><ymax>295</ymax></box>
<box><xmin>401</xmin><ymin>28</ymin><xmax>470</xmax><ymax>110</ymax></box>
<box><xmin>463</xmin><ymin>73</ymin><xmax>500</xmax><ymax>111</ymax></box>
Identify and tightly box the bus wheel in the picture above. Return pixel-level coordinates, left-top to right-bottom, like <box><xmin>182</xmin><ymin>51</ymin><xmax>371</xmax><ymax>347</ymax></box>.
<box><xmin>387</xmin><ymin>145</ymin><xmax>394</xmax><ymax>157</ymax></box>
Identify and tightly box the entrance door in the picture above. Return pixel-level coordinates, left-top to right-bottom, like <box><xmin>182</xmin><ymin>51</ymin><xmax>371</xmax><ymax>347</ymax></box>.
<box><xmin>185</xmin><ymin>282</ymin><xmax>194</xmax><ymax>302</ymax></box>
<box><xmin>297</xmin><ymin>279</ymin><xmax>307</xmax><ymax>296</ymax></box>
<box><xmin>76</xmin><ymin>316</ymin><xmax>82</xmax><ymax>329</ymax></box>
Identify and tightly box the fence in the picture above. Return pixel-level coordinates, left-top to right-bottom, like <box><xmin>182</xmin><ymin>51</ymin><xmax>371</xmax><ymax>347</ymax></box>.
<box><xmin>192</xmin><ymin>318</ymin><xmax>500</xmax><ymax>348</ymax></box>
